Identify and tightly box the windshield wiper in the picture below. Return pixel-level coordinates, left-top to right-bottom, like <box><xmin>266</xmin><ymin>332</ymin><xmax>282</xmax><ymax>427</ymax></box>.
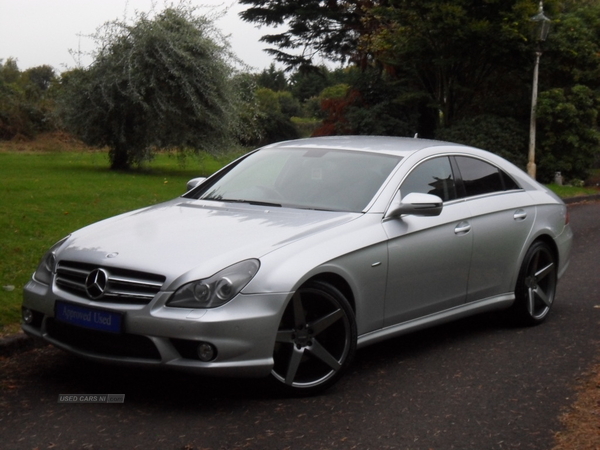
<box><xmin>217</xmin><ymin>198</ymin><xmax>282</xmax><ymax>207</ymax></box>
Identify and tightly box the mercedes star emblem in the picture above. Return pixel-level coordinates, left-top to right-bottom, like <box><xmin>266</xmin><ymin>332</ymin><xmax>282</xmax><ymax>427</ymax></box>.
<box><xmin>85</xmin><ymin>268</ymin><xmax>109</xmax><ymax>299</ymax></box>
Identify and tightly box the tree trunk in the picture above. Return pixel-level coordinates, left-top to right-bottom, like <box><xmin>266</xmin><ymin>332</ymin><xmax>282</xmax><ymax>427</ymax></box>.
<box><xmin>109</xmin><ymin>145</ymin><xmax>130</xmax><ymax>170</ymax></box>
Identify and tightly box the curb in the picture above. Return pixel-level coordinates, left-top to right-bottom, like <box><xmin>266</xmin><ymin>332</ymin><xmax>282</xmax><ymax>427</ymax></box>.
<box><xmin>1</xmin><ymin>196</ymin><xmax>598</xmax><ymax>359</ymax></box>
<box><xmin>0</xmin><ymin>331</ymin><xmax>47</xmax><ymax>358</ymax></box>
<box><xmin>564</xmin><ymin>193</ymin><xmax>600</xmax><ymax>204</ymax></box>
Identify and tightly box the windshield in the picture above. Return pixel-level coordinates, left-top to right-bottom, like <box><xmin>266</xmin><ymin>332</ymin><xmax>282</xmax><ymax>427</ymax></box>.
<box><xmin>190</xmin><ymin>148</ymin><xmax>402</xmax><ymax>212</ymax></box>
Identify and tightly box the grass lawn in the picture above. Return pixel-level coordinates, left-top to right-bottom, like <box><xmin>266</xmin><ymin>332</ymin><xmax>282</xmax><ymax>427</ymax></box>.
<box><xmin>0</xmin><ymin>144</ymin><xmax>240</xmax><ymax>333</ymax></box>
<box><xmin>546</xmin><ymin>183</ymin><xmax>600</xmax><ymax>199</ymax></box>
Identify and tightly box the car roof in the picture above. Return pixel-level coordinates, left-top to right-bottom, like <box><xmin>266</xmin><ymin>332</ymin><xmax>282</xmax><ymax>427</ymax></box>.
<box><xmin>259</xmin><ymin>135</ymin><xmax>543</xmax><ymax>194</ymax></box>
<box><xmin>264</xmin><ymin>135</ymin><xmax>466</xmax><ymax>157</ymax></box>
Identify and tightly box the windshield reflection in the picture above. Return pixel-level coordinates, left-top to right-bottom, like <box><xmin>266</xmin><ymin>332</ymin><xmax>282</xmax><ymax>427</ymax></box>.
<box><xmin>195</xmin><ymin>148</ymin><xmax>402</xmax><ymax>213</ymax></box>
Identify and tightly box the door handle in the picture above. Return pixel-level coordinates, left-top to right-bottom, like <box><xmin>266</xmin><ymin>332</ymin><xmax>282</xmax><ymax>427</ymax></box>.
<box><xmin>514</xmin><ymin>209</ymin><xmax>527</xmax><ymax>221</ymax></box>
<box><xmin>454</xmin><ymin>221</ymin><xmax>471</xmax><ymax>235</ymax></box>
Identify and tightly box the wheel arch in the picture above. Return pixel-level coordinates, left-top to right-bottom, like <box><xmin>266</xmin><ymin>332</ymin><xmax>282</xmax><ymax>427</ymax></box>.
<box><xmin>303</xmin><ymin>272</ymin><xmax>356</xmax><ymax>314</ymax></box>
<box><xmin>531</xmin><ymin>233</ymin><xmax>560</xmax><ymax>266</ymax></box>
<box><xmin>271</xmin><ymin>271</ymin><xmax>358</xmax><ymax>394</ymax></box>
<box><xmin>509</xmin><ymin>233</ymin><xmax>558</xmax><ymax>325</ymax></box>
<box><xmin>512</xmin><ymin>233</ymin><xmax>559</xmax><ymax>289</ymax></box>
<box><xmin>510</xmin><ymin>233</ymin><xmax>559</xmax><ymax>293</ymax></box>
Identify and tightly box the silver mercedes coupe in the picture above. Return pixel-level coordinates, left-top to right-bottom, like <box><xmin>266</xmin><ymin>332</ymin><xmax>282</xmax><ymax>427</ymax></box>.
<box><xmin>22</xmin><ymin>136</ymin><xmax>573</xmax><ymax>395</ymax></box>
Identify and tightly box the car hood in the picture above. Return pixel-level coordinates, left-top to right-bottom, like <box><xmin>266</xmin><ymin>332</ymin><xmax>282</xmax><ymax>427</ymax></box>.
<box><xmin>58</xmin><ymin>198</ymin><xmax>360</xmax><ymax>285</ymax></box>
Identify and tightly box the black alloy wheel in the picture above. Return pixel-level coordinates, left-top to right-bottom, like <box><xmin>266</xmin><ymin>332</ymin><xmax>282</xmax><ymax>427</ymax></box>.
<box><xmin>512</xmin><ymin>241</ymin><xmax>557</xmax><ymax>325</ymax></box>
<box><xmin>271</xmin><ymin>280</ymin><xmax>357</xmax><ymax>395</ymax></box>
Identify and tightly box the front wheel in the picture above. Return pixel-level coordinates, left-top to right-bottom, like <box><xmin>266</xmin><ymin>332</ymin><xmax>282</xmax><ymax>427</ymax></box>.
<box><xmin>271</xmin><ymin>280</ymin><xmax>357</xmax><ymax>395</ymax></box>
<box><xmin>511</xmin><ymin>241</ymin><xmax>557</xmax><ymax>326</ymax></box>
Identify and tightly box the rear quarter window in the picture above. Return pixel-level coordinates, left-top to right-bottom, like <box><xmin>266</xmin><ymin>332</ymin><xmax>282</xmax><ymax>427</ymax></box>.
<box><xmin>455</xmin><ymin>156</ymin><xmax>520</xmax><ymax>197</ymax></box>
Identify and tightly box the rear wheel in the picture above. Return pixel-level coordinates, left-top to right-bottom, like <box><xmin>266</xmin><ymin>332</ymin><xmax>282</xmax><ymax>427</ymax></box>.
<box><xmin>512</xmin><ymin>241</ymin><xmax>557</xmax><ymax>325</ymax></box>
<box><xmin>271</xmin><ymin>280</ymin><xmax>356</xmax><ymax>395</ymax></box>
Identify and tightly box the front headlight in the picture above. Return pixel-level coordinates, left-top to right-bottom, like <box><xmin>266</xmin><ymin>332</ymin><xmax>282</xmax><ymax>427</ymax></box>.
<box><xmin>167</xmin><ymin>259</ymin><xmax>260</xmax><ymax>309</ymax></box>
<box><xmin>33</xmin><ymin>235</ymin><xmax>70</xmax><ymax>285</ymax></box>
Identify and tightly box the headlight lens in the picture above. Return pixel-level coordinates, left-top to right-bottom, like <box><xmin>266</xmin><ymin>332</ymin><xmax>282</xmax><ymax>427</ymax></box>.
<box><xmin>167</xmin><ymin>259</ymin><xmax>260</xmax><ymax>309</ymax></box>
<box><xmin>33</xmin><ymin>235</ymin><xmax>70</xmax><ymax>285</ymax></box>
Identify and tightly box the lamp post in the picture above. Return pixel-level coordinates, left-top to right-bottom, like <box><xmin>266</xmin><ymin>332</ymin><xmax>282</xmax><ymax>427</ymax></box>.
<box><xmin>527</xmin><ymin>1</ymin><xmax>551</xmax><ymax>179</ymax></box>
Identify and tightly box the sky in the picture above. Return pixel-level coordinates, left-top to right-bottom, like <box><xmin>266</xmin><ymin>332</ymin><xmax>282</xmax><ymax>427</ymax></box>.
<box><xmin>0</xmin><ymin>0</ymin><xmax>282</xmax><ymax>73</ymax></box>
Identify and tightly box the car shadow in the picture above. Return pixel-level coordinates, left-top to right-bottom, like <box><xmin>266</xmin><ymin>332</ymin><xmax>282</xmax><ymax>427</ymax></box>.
<box><xmin>355</xmin><ymin>309</ymin><xmax>514</xmax><ymax>365</ymax></box>
<box><xmin>19</xmin><ymin>309</ymin><xmax>531</xmax><ymax>410</ymax></box>
<box><xmin>32</xmin><ymin>349</ymin><xmax>276</xmax><ymax>405</ymax></box>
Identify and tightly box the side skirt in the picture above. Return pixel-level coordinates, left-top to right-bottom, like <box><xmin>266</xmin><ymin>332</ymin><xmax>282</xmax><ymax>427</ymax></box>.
<box><xmin>357</xmin><ymin>294</ymin><xmax>515</xmax><ymax>349</ymax></box>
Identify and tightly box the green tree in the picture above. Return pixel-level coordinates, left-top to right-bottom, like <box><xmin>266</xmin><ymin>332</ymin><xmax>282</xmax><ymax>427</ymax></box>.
<box><xmin>0</xmin><ymin>59</ymin><xmax>57</xmax><ymax>139</ymax></box>
<box><xmin>239</xmin><ymin>0</ymin><xmax>364</xmax><ymax>67</ymax></box>
<box><xmin>277</xmin><ymin>90</ymin><xmax>302</xmax><ymax>117</ymax></box>
<box><xmin>23</xmin><ymin>65</ymin><xmax>56</xmax><ymax>92</ymax></box>
<box><xmin>289</xmin><ymin>68</ymin><xmax>332</xmax><ymax>102</ymax></box>
<box><xmin>361</xmin><ymin>0</ymin><xmax>540</xmax><ymax>130</ymax></box>
<box><xmin>533</xmin><ymin>2</ymin><xmax>600</xmax><ymax>182</ymax></box>
<box><xmin>243</xmin><ymin>0</ymin><xmax>600</xmax><ymax>180</ymax></box>
<box><xmin>247</xmin><ymin>87</ymin><xmax>300</xmax><ymax>145</ymax></box>
<box><xmin>58</xmin><ymin>5</ymin><xmax>241</xmax><ymax>170</ymax></box>
<box><xmin>230</xmin><ymin>72</ymin><xmax>265</xmax><ymax>146</ymax></box>
<box><xmin>314</xmin><ymin>69</ymin><xmax>420</xmax><ymax>137</ymax></box>
<box><xmin>241</xmin><ymin>1</ymin><xmax>540</xmax><ymax>134</ymax></box>
<box><xmin>0</xmin><ymin>58</ymin><xmax>22</xmax><ymax>139</ymax></box>
<box><xmin>256</xmin><ymin>63</ymin><xmax>289</xmax><ymax>91</ymax></box>
<box><xmin>435</xmin><ymin>115</ymin><xmax>528</xmax><ymax>168</ymax></box>
<box><xmin>0</xmin><ymin>58</ymin><xmax>20</xmax><ymax>83</ymax></box>
<box><xmin>536</xmin><ymin>85</ymin><xmax>600</xmax><ymax>182</ymax></box>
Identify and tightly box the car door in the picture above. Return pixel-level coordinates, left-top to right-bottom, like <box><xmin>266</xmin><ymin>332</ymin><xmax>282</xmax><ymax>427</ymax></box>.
<box><xmin>453</xmin><ymin>156</ymin><xmax>536</xmax><ymax>302</ymax></box>
<box><xmin>382</xmin><ymin>156</ymin><xmax>473</xmax><ymax>326</ymax></box>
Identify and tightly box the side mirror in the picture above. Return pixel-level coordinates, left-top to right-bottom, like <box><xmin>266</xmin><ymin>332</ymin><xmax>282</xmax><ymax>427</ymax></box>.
<box><xmin>186</xmin><ymin>177</ymin><xmax>207</xmax><ymax>191</ymax></box>
<box><xmin>385</xmin><ymin>192</ymin><xmax>443</xmax><ymax>219</ymax></box>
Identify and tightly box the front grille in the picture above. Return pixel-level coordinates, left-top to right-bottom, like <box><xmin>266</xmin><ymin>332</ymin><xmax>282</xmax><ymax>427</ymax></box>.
<box><xmin>46</xmin><ymin>318</ymin><xmax>161</xmax><ymax>360</ymax></box>
<box><xmin>56</xmin><ymin>260</ymin><xmax>165</xmax><ymax>305</ymax></box>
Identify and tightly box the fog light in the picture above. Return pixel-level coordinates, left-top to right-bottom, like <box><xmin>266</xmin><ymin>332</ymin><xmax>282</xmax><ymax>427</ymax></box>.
<box><xmin>197</xmin><ymin>342</ymin><xmax>216</xmax><ymax>362</ymax></box>
<box><xmin>22</xmin><ymin>307</ymin><xmax>33</xmax><ymax>324</ymax></box>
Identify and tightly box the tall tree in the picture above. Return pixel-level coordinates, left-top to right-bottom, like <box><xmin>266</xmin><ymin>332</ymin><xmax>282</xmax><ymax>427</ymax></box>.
<box><xmin>256</xmin><ymin>63</ymin><xmax>289</xmax><ymax>91</ymax></box>
<box><xmin>361</xmin><ymin>0</ymin><xmax>540</xmax><ymax>128</ymax></box>
<box><xmin>58</xmin><ymin>5</ymin><xmax>241</xmax><ymax>170</ymax></box>
<box><xmin>240</xmin><ymin>1</ymin><xmax>542</xmax><ymax>131</ymax></box>
<box><xmin>0</xmin><ymin>58</ymin><xmax>21</xmax><ymax>84</ymax></box>
<box><xmin>0</xmin><ymin>59</ymin><xmax>57</xmax><ymax>139</ymax></box>
<box><xmin>536</xmin><ymin>85</ymin><xmax>600</xmax><ymax>181</ymax></box>
<box><xmin>23</xmin><ymin>65</ymin><xmax>55</xmax><ymax>92</ymax></box>
<box><xmin>534</xmin><ymin>1</ymin><xmax>600</xmax><ymax>181</ymax></box>
<box><xmin>239</xmin><ymin>0</ymin><xmax>366</xmax><ymax>67</ymax></box>
<box><xmin>242</xmin><ymin>0</ymin><xmax>600</xmax><ymax>182</ymax></box>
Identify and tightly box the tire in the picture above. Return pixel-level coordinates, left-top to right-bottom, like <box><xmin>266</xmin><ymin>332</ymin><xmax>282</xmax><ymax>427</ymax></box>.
<box><xmin>271</xmin><ymin>280</ymin><xmax>357</xmax><ymax>395</ymax></box>
<box><xmin>511</xmin><ymin>241</ymin><xmax>557</xmax><ymax>326</ymax></box>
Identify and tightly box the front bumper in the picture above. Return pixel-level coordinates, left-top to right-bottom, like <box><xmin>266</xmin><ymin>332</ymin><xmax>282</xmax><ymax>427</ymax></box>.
<box><xmin>22</xmin><ymin>278</ymin><xmax>288</xmax><ymax>378</ymax></box>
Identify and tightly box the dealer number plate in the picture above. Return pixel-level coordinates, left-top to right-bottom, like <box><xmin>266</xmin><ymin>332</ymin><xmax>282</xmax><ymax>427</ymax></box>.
<box><xmin>55</xmin><ymin>301</ymin><xmax>123</xmax><ymax>334</ymax></box>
